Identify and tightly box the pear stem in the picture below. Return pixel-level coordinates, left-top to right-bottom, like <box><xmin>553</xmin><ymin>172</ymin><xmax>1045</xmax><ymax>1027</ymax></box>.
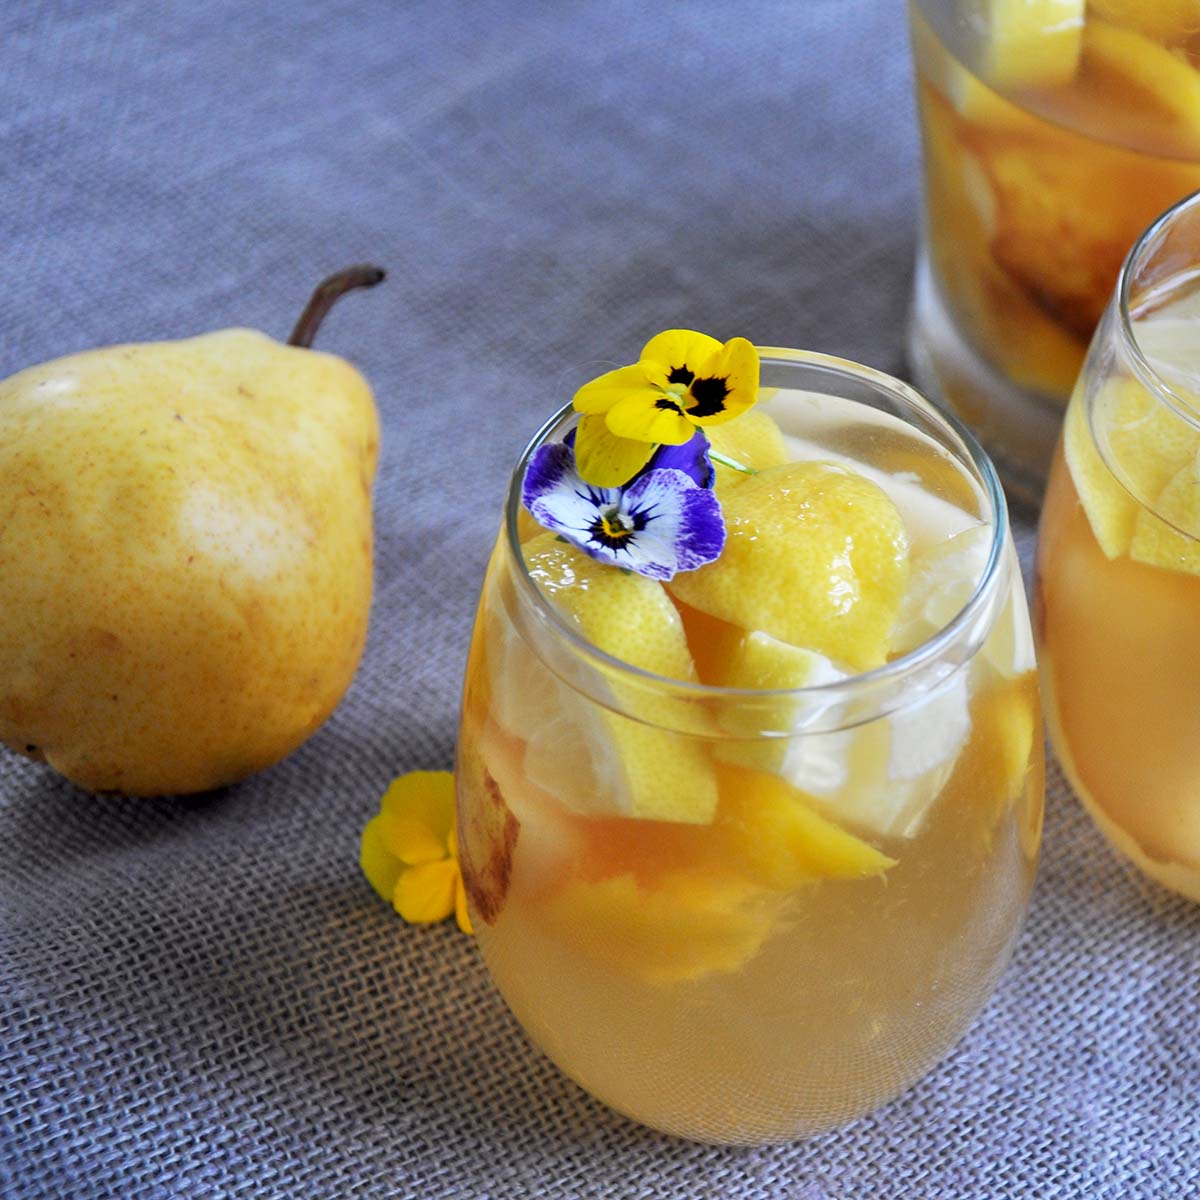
<box><xmin>288</xmin><ymin>265</ymin><xmax>387</xmax><ymax>348</ymax></box>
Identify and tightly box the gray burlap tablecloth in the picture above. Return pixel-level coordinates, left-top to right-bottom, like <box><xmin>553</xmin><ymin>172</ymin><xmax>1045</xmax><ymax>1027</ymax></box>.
<box><xmin>3</xmin><ymin>2</ymin><xmax>1198</xmax><ymax>1196</ymax></box>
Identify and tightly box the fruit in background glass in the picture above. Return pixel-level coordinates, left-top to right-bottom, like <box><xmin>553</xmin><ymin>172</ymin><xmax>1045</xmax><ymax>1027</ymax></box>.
<box><xmin>908</xmin><ymin>0</ymin><xmax>1200</xmax><ymax>488</ymax></box>
<box><xmin>1038</xmin><ymin>191</ymin><xmax>1200</xmax><ymax>900</ymax></box>
<box><xmin>0</xmin><ymin>266</ymin><xmax>385</xmax><ymax>795</ymax></box>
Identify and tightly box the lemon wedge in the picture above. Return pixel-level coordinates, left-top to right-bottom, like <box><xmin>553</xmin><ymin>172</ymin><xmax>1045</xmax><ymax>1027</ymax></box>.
<box><xmin>1077</xmin><ymin>19</ymin><xmax>1200</xmax><ymax>157</ymax></box>
<box><xmin>668</xmin><ymin>461</ymin><xmax>910</xmax><ymax>671</ymax></box>
<box><xmin>1066</xmin><ymin>375</ymin><xmax>1200</xmax><ymax>559</ymax></box>
<box><xmin>488</xmin><ymin>534</ymin><xmax>719</xmax><ymax>824</ymax></box>
<box><xmin>976</xmin><ymin>0</ymin><xmax>1085</xmax><ymax>90</ymax></box>
<box><xmin>1063</xmin><ymin>386</ymin><xmax>1138</xmax><ymax>558</ymax></box>
<box><xmin>1129</xmin><ymin>456</ymin><xmax>1200</xmax><ymax>573</ymax></box>
<box><xmin>714</xmin><ymin>762</ymin><xmax>896</xmax><ymax>889</ymax></box>
<box><xmin>515</xmin><ymin>506</ymin><xmax>546</xmax><ymax>544</ymax></box>
<box><xmin>745</xmin><ymin>658</ymin><xmax>973</xmax><ymax>842</ymax></box>
<box><xmin>540</xmin><ymin>868</ymin><xmax>780</xmax><ymax>985</ymax></box>
<box><xmin>536</xmin><ymin>761</ymin><xmax>894</xmax><ymax>984</ymax></box>
<box><xmin>891</xmin><ymin>525</ymin><xmax>1035</xmax><ymax>678</ymax></box>
<box><xmin>1089</xmin><ymin>0</ymin><xmax>1200</xmax><ymax>43</ymax></box>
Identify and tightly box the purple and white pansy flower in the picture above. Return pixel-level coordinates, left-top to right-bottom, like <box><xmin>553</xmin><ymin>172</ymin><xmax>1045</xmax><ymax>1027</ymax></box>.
<box><xmin>522</xmin><ymin>428</ymin><xmax>725</xmax><ymax>581</ymax></box>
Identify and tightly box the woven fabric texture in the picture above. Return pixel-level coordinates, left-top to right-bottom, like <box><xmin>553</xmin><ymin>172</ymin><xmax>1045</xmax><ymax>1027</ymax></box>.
<box><xmin>2</xmin><ymin>2</ymin><xmax>1198</xmax><ymax>1196</ymax></box>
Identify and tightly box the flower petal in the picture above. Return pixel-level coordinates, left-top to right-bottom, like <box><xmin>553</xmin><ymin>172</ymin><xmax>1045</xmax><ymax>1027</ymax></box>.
<box><xmin>685</xmin><ymin>337</ymin><xmax>761</xmax><ymax>426</ymax></box>
<box><xmin>379</xmin><ymin>770</ymin><xmax>455</xmax><ymax>851</ymax></box>
<box><xmin>522</xmin><ymin>440</ymin><xmax>582</xmax><ymax>513</ymax></box>
<box><xmin>360</xmin><ymin>815</ymin><xmax>407</xmax><ymax>902</ymax></box>
<box><xmin>572</xmin><ymin>363</ymin><xmax>655</xmax><ymax>415</ymax></box>
<box><xmin>525</xmin><ymin>454</ymin><xmax>622</xmax><ymax>546</ymax></box>
<box><xmin>523</xmin><ymin>439</ymin><xmax>649</xmax><ymax>569</ymax></box>
<box><xmin>619</xmin><ymin>468</ymin><xmax>726</xmax><ymax>579</ymax></box>
<box><xmin>639</xmin><ymin>330</ymin><xmax>723</xmax><ymax>390</ymax></box>
<box><xmin>574</xmin><ymin>414</ymin><xmax>656</xmax><ymax>487</ymax></box>
<box><xmin>646</xmin><ymin>430</ymin><xmax>715</xmax><ymax>489</ymax></box>
<box><xmin>378</xmin><ymin>813</ymin><xmax>446</xmax><ymax>865</ymax></box>
<box><xmin>393</xmin><ymin>859</ymin><xmax>459</xmax><ymax>924</ymax></box>
<box><xmin>606</xmin><ymin>393</ymin><xmax>695</xmax><ymax>446</ymax></box>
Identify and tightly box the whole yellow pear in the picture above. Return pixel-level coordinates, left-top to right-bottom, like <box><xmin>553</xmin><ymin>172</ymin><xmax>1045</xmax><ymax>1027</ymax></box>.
<box><xmin>0</xmin><ymin>267</ymin><xmax>384</xmax><ymax>794</ymax></box>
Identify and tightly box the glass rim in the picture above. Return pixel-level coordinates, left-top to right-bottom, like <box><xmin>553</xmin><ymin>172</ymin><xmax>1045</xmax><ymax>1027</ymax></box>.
<box><xmin>1117</xmin><ymin>187</ymin><xmax>1200</xmax><ymax>434</ymax></box>
<box><xmin>502</xmin><ymin>347</ymin><xmax>1010</xmax><ymax>701</ymax></box>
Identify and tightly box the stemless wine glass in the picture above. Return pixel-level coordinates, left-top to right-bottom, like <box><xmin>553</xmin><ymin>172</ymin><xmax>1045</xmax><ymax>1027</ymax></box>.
<box><xmin>1038</xmin><ymin>189</ymin><xmax>1200</xmax><ymax>902</ymax></box>
<box><xmin>907</xmin><ymin>0</ymin><xmax>1200</xmax><ymax>502</ymax></box>
<box><xmin>457</xmin><ymin>350</ymin><xmax>1043</xmax><ymax>1144</ymax></box>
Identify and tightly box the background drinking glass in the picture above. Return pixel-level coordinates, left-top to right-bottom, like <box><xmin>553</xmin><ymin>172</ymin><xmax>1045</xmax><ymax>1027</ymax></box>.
<box><xmin>907</xmin><ymin>0</ymin><xmax>1200</xmax><ymax>502</ymax></box>
<box><xmin>1038</xmin><ymin>188</ymin><xmax>1200</xmax><ymax>902</ymax></box>
<box><xmin>456</xmin><ymin>351</ymin><xmax>1043</xmax><ymax>1145</ymax></box>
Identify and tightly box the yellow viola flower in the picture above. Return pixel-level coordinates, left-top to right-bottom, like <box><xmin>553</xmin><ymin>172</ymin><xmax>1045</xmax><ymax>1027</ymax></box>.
<box><xmin>360</xmin><ymin>770</ymin><xmax>472</xmax><ymax>935</ymax></box>
<box><xmin>572</xmin><ymin>329</ymin><xmax>761</xmax><ymax>487</ymax></box>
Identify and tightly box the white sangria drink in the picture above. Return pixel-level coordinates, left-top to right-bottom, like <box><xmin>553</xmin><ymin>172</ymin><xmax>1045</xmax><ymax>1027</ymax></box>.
<box><xmin>1038</xmin><ymin>190</ymin><xmax>1200</xmax><ymax>901</ymax></box>
<box><xmin>457</xmin><ymin>337</ymin><xmax>1042</xmax><ymax>1144</ymax></box>
<box><xmin>909</xmin><ymin>0</ymin><xmax>1200</xmax><ymax>497</ymax></box>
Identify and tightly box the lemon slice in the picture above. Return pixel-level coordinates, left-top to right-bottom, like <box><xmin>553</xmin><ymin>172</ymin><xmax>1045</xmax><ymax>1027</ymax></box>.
<box><xmin>891</xmin><ymin>525</ymin><xmax>1035</xmax><ymax>678</ymax></box>
<box><xmin>536</xmin><ymin>761</ymin><xmax>894</xmax><ymax>984</ymax></box>
<box><xmin>488</xmin><ymin>534</ymin><xmax>718</xmax><ymax>824</ymax></box>
<box><xmin>1077</xmin><ymin>20</ymin><xmax>1200</xmax><ymax>156</ymax></box>
<box><xmin>540</xmin><ymin>868</ymin><xmax>780</xmax><ymax>985</ymax></box>
<box><xmin>1129</xmin><ymin>456</ymin><xmax>1200</xmax><ymax>573</ymax></box>
<box><xmin>1067</xmin><ymin>373</ymin><xmax>1200</xmax><ymax>558</ymax></box>
<box><xmin>1089</xmin><ymin>0</ymin><xmax>1200</xmax><ymax>43</ymax></box>
<box><xmin>1063</xmin><ymin>386</ymin><xmax>1138</xmax><ymax>558</ymax></box>
<box><xmin>911</xmin><ymin>8</ymin><xmax>1024</xmax><ymax>132</ymax></box>
<box><xmin>976</xmin><ymin>0</ymin><xmax>1085</xmax><ymax>90</ymax></box>
<box><xmin>667</xmin><ymin>461</ymin><xmax>910</xmax><ymax>671</ymax></box>
<box><xmin>708</xmin><ymin>634</ymin><xmax>971</xmax><ymax>841</ymax></box>
<box><xmin>941</xmin><ymin>671</ymin><xmax>1040</xmax><ymax>849</ymax></box>
<box><xmin>748</xmin><ymin>657</ymin><xmax>972</xmax><ymax>841</ymax></box>
<box><xmin>697</xmin><ymin>625</ymin><xmax>849</xmax><ymax>745</ymax></box>
<box><xmin>714</xmin><ymin>763</ymin><xmax>895</xmax><ymax>890</ymax></box>
<box><xmin>980</xmin><ymin>676</ymin><xmax>1038</xmax><ymax>807</ymax></box>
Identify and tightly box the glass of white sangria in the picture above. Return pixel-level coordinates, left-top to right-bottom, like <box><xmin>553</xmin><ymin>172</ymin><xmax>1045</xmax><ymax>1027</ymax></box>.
<box><xmin>1038</xmin><ymin>189</ymin><xmax>1200</xmax><ymax>902</ymax></box>
<box><xmin>909</xmin><ymin>0</ymin><xmax>1200</xmax><ymax>501</ymax></box>
<box><xmin>456</xmin><ymin>333</ymin><xmax>1042</xmax><ymax>1144</ymax></box>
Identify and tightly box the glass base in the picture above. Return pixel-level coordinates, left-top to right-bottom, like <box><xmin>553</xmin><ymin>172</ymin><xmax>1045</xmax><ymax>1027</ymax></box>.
<box><xmin>907</xmin><ymin>251</ymin><xmax>1063</xmax><ymax>510</ymax></box>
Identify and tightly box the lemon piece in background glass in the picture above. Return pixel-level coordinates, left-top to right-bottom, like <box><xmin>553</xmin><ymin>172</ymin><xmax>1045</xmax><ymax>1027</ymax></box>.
<box><xmin>975</xmin><ymin>0</ymin><xmax>1084</xmax><ymax>90</ymax></box>
<box><xmin>1067</xmin><ymin>373</ymin><xmax>1200</xmax><ymax>558</ymax></box>
<box><xmin>1130</xmin><ymin>457</ymin><xmax>1200</xmax><ymax>574</ymax></box>
<box><xmin>1064</xmin><ymin>386</ymin><xmax>1137</xmax><ymax>557</ymax></box>
<box><xmin>1088</xmin><ymin>0</ymin><xmax>1200</xmax><ymax>43</ymax></box>
<box><xmin>1076</xmin><ymin>20</ymin><xmax>1200</xmax><ymax>157</ymax></box>
<box><xmin>668</xmin><ymin>461</ymin><xmax>910</xmax><ymax>671</ymax></box>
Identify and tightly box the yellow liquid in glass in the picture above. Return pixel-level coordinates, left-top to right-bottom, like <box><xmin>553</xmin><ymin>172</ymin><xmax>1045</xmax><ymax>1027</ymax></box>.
<box><xmin>1038</xmin><ymin>446</ymin><xmax>1200</xmax><ymax>899</ymax></box>
<box><xmin>457</xmin><ymin>391</ymin><xmax>1042</xmax><ymax>1143</ymax></box>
